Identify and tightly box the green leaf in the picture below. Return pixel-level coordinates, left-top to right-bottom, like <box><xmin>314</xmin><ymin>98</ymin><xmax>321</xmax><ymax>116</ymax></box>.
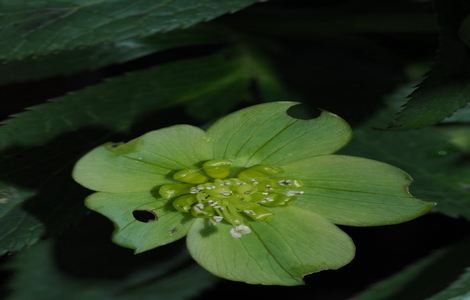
<box><xmin>0</xmin><ymin>48</ymin><xmax>267</xmax><ymax>254</ymax></box>
<box><xmin>282</xmin><ymin>155</ymin><xmax>434</xmax><ymax>226</ymax></box>
<box><xmin>428</xmin><ymin>267</ymin><xmax>470</xmax><ymax>300</ymax></box>
<box><xmin>345</xmin><ymin>129</ymin><xmax>470</xmax><ymax>221</ymax></box>
<box><xmin>187</xmin><ymin>206</ymin><xmax>355</xmax><ymax>286</ymax></box>
<box><xmin>351</xmin><ymin>250</ymin><xmax>447</xmax><ymax>300</ymax></box>
<box><xmin>0</xmin><ymin>183</ymin><xmax>41</xmax><ymax>255</ymax></box>
<box><xmin>207</xmin><ymin>102</ymin><xmax>352</xmax><ymax>167</ymax></box>
<box><xmin>352</xmin><ymin>240</ymin><xmax>470</xmax><ymax>300</ymax></box>
<box><xmin>442</xmin><ymin>103</ymin><xmax>470</xmax><ymax>124</ymax></box>
<box><xmin>391</xmin><ymin>73</ymin><xmax>470</xmax><ymax>129</ymax></box>
<box><xmin>184</xmin><ymin>46</ymin><xmax>294</xmax><ymax>121</ymax></box>
<box><xmin>0</xmin><ymin>50</ymin><xmax>251</xmax><ymax>149</ymax></box>
<box><xmin>343</xmin><ymin>85</ymin><xmax>470</xmax><ymax>220</ymax></box>
<box><xmin>73</xmin><ymin>125</ymin><xmax>211</xmax><ymax>192</ymax></box>
<box><xmin>6</xmin><ymin>239</ymin><xmax>215</xmax><ymax>300</ymax></box>
<box><xmin>389</xmin><ymin>0</ymin><xmax>470</xmax><ymax>129</ymax></box>
<box><xmin>437</xmin><ymin>125</ymin><xmax>470</xmax><ymax>153</ymax></box>
<box><xmin>86</xmin><ymin>192</ymin><xmax>194</xmax><ymax>253</ymax></box>
<box><xmin>460</xmin><ymin>10</ymin><xmax>470</xmax><ymax>49</ymax></box>
<box><xmin>0</xmin><ymin>26</ymin><xmax>227</xmax><ymax>85</ymax></box>
<box><xmin>0</xmin><ymin>0</ymin><xmax>256</xmax><ymax>60</ymax></box>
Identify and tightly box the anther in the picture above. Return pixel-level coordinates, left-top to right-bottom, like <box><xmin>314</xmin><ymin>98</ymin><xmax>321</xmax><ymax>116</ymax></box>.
<box><xmin>230</xmin><ymin>224</ymin><xmax>252</xmax><ymax>238</ymax></box>
<box><xmin>286</xmin><ymin>190</ymin><xmax>304</xmax><ymax>196</ymax></box>
<box><xmin>213</xmin><ymin>215</ymin><xmax>223</xmax><ymax>223</ymax></box>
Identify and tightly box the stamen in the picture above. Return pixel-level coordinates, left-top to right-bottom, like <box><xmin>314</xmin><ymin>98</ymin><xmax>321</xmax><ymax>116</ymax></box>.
<box><xmin>173</xmin><ymin>169</ymin><xmax>208</xmax><ymax>184</ymax></box>
<box><xmin>167</xmin><ymin>163</ymin><xmax>304</xmax><ymax>226</ymax></box>
<box><xmin>203</xmin><ymin>160</ymin><xmax>232</xmax><ymax>179</ymax></box>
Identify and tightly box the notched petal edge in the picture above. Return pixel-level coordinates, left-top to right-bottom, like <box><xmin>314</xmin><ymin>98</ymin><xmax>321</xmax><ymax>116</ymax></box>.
<box><xmin>286</xmin><ymin>103</ymin><xmax>322</xmax><ymax>120</ymax></box>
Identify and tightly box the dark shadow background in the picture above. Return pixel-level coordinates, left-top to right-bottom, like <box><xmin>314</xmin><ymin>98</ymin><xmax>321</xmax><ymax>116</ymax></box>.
<box><xmin>1</xmin><ymin>0</ymin><xmax>469</xmax><ymax>299</ymax></box>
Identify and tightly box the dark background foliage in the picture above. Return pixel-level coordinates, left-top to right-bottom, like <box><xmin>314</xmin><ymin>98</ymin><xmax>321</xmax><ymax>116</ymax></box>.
<box><xmin>0</xmin><ymin>0</ymin><xmax>469</xmax><ymax>299</ymax></box>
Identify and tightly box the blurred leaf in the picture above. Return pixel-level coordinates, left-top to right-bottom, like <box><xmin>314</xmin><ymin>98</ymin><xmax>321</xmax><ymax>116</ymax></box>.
<box><xmin>6</xmin><ymin>239</ymin><xmax>215</xmax><ymax>300</ymax></box>
<box><xmin>0</xmin><ymin>48</ymin><xmax>274</xmax><ymax>254</ymax></box>
<box><xmin>351</xmin><ymin>250</ymin><xmax>446</xmax><ymax>300</ymax></box>
<box><xmin>351</xmin><ymin>239</ymin><xmax>470</xmax><ymax>300</ymax></box>
<box><xmin>0</xmin><ymin>183</ymin><xmax>41</xmax><ymax>255</ymax></box>
<box><xmin>442</xmin><ymin>103</ymin><xmax>470</xmax><ymax>124</ymax></box>
<box><xmin>389</xmin><ymin>0</ymin><xmax>470</xmax><ymax>129</ymax></box>
<box><xmin>0</xmin><ymin>49</ymin><xmax>253</xmax><ymax>149</ymax></box>
<box><xmin>428</xmin><ymin>267</ymin><xmax>470</xmax><ymax>300</ymax></box>
<box><xmin>0</xmin><ymin>26</ymin><xmax>228</xmax><ymax>85</ymax></box>
<box><xmin>460</xmin><ymin>9</ymin><xmax>470</xmax><ymax>48</ymax></box>
<box><xmin>436</xmin><ymin>126</ymin><xmax>470</xmax><ymax>152</ymax></box>
<box><xmin>343</xmin><ymin>85</ymin><xmax>470</xmax><ymax>220</ymax></box>
<box><xmin>184</xmin><ymin>46</ymin><xmax>294</xmax><ymax>121</ymax></box>
<box><xmin>0</xmin><ymin>0</ymin><xmax>257</xmax><ymax>60</ymax></box>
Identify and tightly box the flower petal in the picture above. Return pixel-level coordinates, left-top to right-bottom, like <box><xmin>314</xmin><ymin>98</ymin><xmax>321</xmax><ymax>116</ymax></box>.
<box><xmin>86</xmin><ymin>191</ymin><xmax>194</xmax><ymax>253</ymax></box>
<box><xmin>73</xmin><ymin>125</ymin><xmax>212</xmax><ymax>192</ymax></box>
<box><xmin>206</xmin><ymin>101</ymin><xmax>351</xmax><ymax>166</ymax></box>
<box><xmin>186</xmin><ymin>206</ymin><xmax>355</xmax><ymax>285</ymax></box>
<box><xmin>282</xmin><ymin>155</ymin><xmax>435</xmax><ymax>226</ymax></box>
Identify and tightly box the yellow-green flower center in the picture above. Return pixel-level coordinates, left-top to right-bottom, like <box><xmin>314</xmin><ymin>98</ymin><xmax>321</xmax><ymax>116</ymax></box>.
<box><xmin>158</xmin><ymin>160</ymin><xmax>304</xmax><ymax>238</ymax></box>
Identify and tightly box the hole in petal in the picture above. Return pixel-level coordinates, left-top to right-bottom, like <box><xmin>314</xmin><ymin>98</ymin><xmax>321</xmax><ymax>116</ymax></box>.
<box><xmin>287</xmin><ymin>103</ymin><xmax>322</xmax><ymax>120</ymax></box>
<box><xmin>132</xmin><ymin>210</ymin><xmax>158</xmax><ymax>223</ymax></box>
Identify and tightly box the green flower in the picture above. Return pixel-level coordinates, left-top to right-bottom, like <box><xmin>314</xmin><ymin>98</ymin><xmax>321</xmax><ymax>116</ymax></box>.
<box><xmin>73</xmin><ymin>102</ymin><xmax>434</xmax><ymax>286</ymax></box>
